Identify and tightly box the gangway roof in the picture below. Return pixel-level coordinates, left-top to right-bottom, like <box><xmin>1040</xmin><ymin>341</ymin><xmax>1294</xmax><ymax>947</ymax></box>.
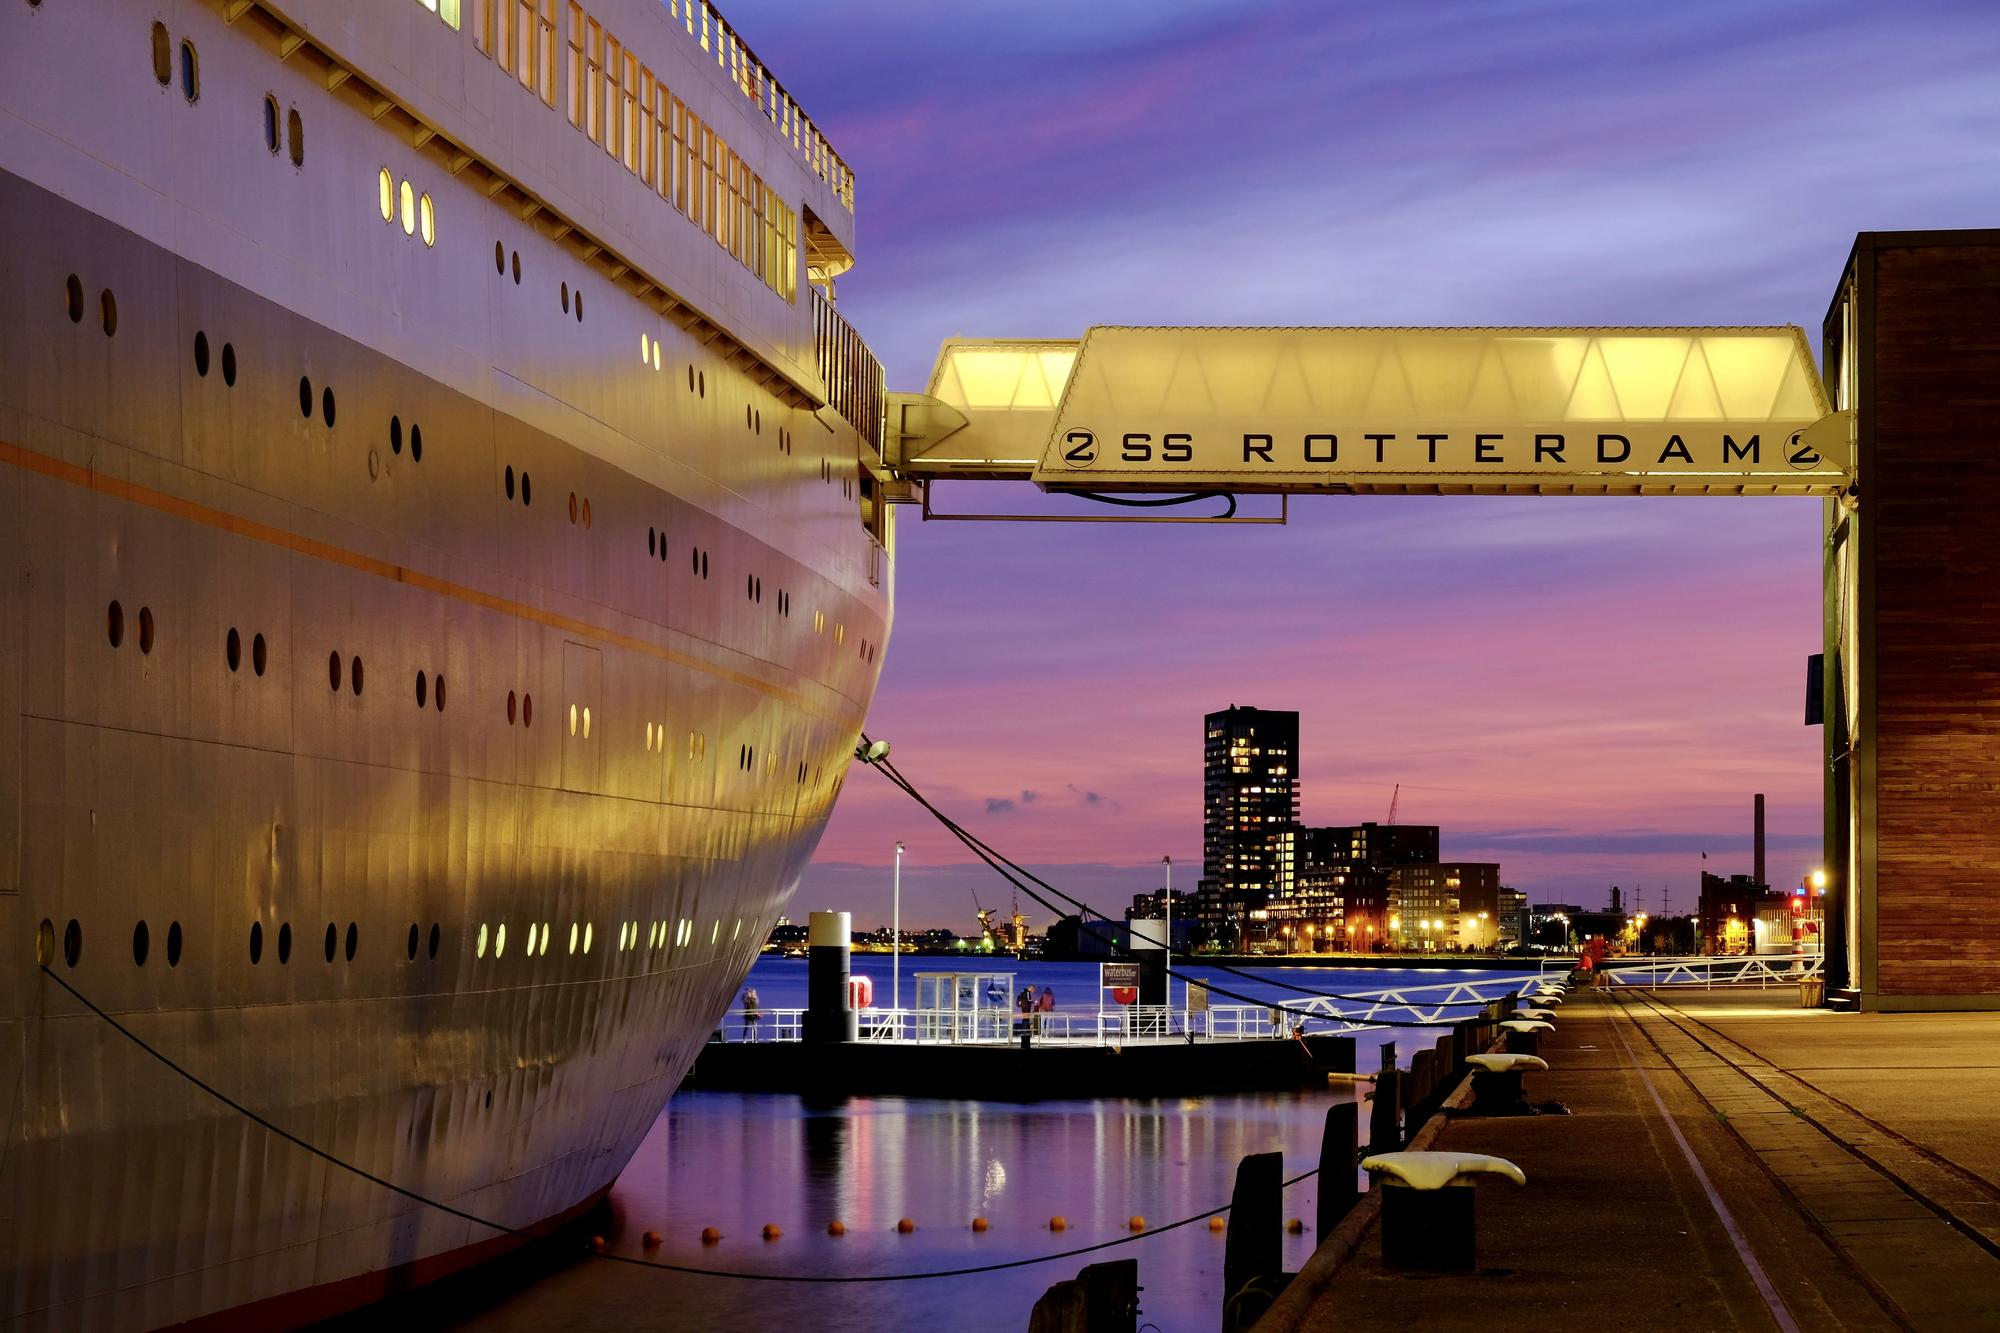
<box><xmin>888</xmin><ymin>326</ymin><xmax>1850</xmax><ymax>497</ymax></box>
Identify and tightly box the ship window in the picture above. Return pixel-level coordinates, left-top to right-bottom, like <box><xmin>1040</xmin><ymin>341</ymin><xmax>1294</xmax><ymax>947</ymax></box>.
<box><xmin>194</xmin><ymin>331</ymin><xmax>210</xmax><ymax>376</ymax></box>
<box><xmin>345</xmin><ymin>922</ymin><xmax>358</xmax><ymax>961</ymax></box>
<box><xmin>507</xmin><ymin>689</ymin><xmax>517</xmax><ymax>724</ymax></box>
<box><xmin>568</xmin><ymin>491</ymin><xmax>577</xmax><ymax>524</ymax></box>
<box><xmin>63</xmin><ymin>919</ymin><xmax>82</xmax><ymax>967</ymax></box>
<box><xmin>351</xmin><ymin>655</ymin><xmax>364</xmax><ymax>696</ymax></box>
<box><xmin>324</xmin><ymin>922</ymin><xmax>337</xmax><ymax>962</ymax></box>
<box><xmin>299</xmin><ymin>376</ymin><xmax>312</xmax><ymax>418</ymax></box>
<box><xmin>107</xmin><ymin>600</ymin><xmax>124</xmax><ymax>648</ymax></box>
<box><xmin>652</xmin><ymin>341</ymin><xmax>661</xmax><ymax>370</ymax></box>
<box><xmin>575</xmin><ymin>291</ymin><xmax>583</xmax><ymax>321</ymax></box>
<box><xmin>522</xmin><ymin>473</ymin><xmax>532</xmax><ymax>505</ymax></box>
<box><xmin>390</xmin><ymin>416</ymin><xmax>403</xmax><ymax>455</ymax></box>
<box><xmin>100</xmin><ymin>289</ymin><xmax>117</xmax><ymax>337</ymax></box>
<box><xmin>323</xmin><ymin>386</ymin><xmax>335</xmax><ymax>428</ymax></box>
<box><xmin>511</xmin><ymin>250</ymin><xmax>521</xmax><ymax>284</ymax></box>
<box><xmin>701</xmin><ymin>551</ymin><xmax>708</xmax><ymax>579</ymax></box>
<box><xmin>263</xmin><ymin>95</ymin><xmax>280</xmax><ymax>153</ymax></box>
<box><xmin>287</xmin><ymin>108</ymin><xmax>304</xmax><ymax>167</ymax></box>
<box><xmin>400</xmin><ymin>180</ymin><xmax>416</xmax><ymax>236</ymax></box>
<box><xmin>523</xmin><ymin>693</ymin><xmax>533</xmax><ymax>726</ymax></box>
<box><xmin>583</xmin><ymin>706</ymin><xmax>591</xmax><ymax>738</ymax></box>
<box><xmin>568</xmin><ymin>923</ymin><xmax>578</xmax><ymax>955</ymax></box>
<box><xmin>698</xmin><ymin>370</ymin><xmax>705</xmax><ymax>396</ymax></box>
<box><xmin>416</xmin><ymin>670</ymin><xmax>428</xmax><ymax>708</ymax></box>
<box><xmin>133</xmin><ymin>920</ymin><xmax>150</xmax><ymax>966</ymax></box>
<box><xmin>151</xmin><ymin>22</ymin><xmax>171</xmax><ymax>85</ymax></box>
<box><xmin>504</xmin><ymin>465</ymin><xmax>514</xmax><ymax>499</ymax></box>
<box><xmin>647</xmin><ymin>527</ymin><xmax>656</xmax><ymax>556</ymax></box>
<box><xmin>179</xmin><ymin>40</ymin><xmax>199</xmax><ymax>103</ymax></box>
<box><xmin>687</xmin><ymin>365</ymin><xmax>694</xmax><ymax>392</ymax></box>
<box><xmin>162</xmin><ymin>921</ymin><xmax>181</xmax><ymax>967</ymax></box>
<box><xmin>435</xmin><ymin>675</ymin><xmax>446</xmax><ymax>711</ymax></box>
<box><xmin>477</xmin><ymin>923</ymin><xmax>489</xmax><ymax>958</ymax></box>
<box><xmin>379</xmin><ymin>168</ymin><xmax>394</xmax><ymax>222</ymax></box>
<box><xmin>640</xmin><ymin>333</ymin><xmax>649</xmax><ymax>364</ymax></box>
<box><xmin>138</xmin><ymin>605</ymin><xmax>155</xmax><ymax>654</ymax></box>
<box><xmin>569</xmin><ymin>703</ymin><xmax>577</xmax><ymax>735</ymax></box>
<box><xmin>494</xmin><ymin>923</ymin><xmax>506</xmax><ymax>957</ymax></box>
<box><xmin>582</xmin><ymin>499</ymin><xmax>591</xmax><ymax>528</ymax></box>
<box><xmin>495</xmin><ymin>241</ymin><xmax>505</xmax><ymax>274</ymax></box>
<box><xmin>227</xmin><ymin>627</ymin><xmax>241</xmax><ymax>672</ymax></box>
<box><xmin>222</xmin><ymin>342</ymin><xmax>237</xmax><ymax>386</ymax></box>
<box><xmin>407</xmin><ymin>923</ymin><xmax>419</xmax><ymax>960</ymax></box>
<box><xmin>278</xmin><ymin>922</ymin><xmax>292</xmax><ymax>963</ymax></box>
<box><xmin>419</xmin><ymin>192</ymin><xmax>436</xmax><ymax>247</ymax></box>
<box><xmin>561</xmin><ymin>282</ymin><xmax>569</xmax><ymax>313</ymax></box>
<box><xmin>411</xmin><ymin>424</ymin><xmax>422</xmax><ymax>461</ymax></box>
<box><xmin>428</xmin><ymin>923</ymin><xmax>441</xmax><ymax>959</ymax></box>
<box><xmin>66</xmin><ymin>274</ymin><xmax>82</xmax><ymax>323</ymax></box>
<box><xmin>328</xmin><ymin>650</ymin><xmax>342</xmax><ymax>691</ymax></box>
<box><xmin>249</xmin><ymin>921</ymin><xmax>263</xmax><ymax>964</ymax></box>
<box><xmin>744</xmin><ymin>405</ymin><xmax>751</xmax><ymax>430</ymax></box>
<box><xmin>583</xmin><ymin>922</ymin><xmax>593</xmax><ymax>953</ymax></box>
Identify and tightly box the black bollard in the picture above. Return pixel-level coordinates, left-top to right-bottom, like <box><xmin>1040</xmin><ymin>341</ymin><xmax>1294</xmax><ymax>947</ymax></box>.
<box><xmin>1223</xmin><ymin>1151</ymin><xmax>1283</xmax><ymax>1310</ymax></box>
<box><xmin>803</xmin><ymin>911</ymin><xmax>858</xmax><ymax>1044</ymax></box>
<box><xmin>1317</xmin><ymin>1102</ymin><xmax>1359</xmax><ymax>1242</ymax></box>
<box><xmin>1408</xmin><ymin>1049</ymin><xmax>1435</xmax><ymax>1118</ymax></box>
<box><xmin>1470</xmin><ymin>1065</ymin><xmax>1531</xmax><ymax>1116</ymax></box>
<box><xmin>1505</xmin><ymin>1027</ymin><xmax>1542</xmax><ymax>1059</ymax></box>
<box><xmin>1381</xmin><ymin>1183</ymin><xmax>1477</xmax><ymax>1273</ymax></box>
<box><xmin>1368</xmin><ymin>1068</ymin><xmax>1403</xmax><ymax>1154</ymax></box>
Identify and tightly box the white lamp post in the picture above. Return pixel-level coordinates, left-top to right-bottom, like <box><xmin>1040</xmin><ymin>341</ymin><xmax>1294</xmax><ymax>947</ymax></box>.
<box><xmin>892</xmin><ymin>841</ymin><xmax>904</xmax><ymax>1015</ymax></box>
<box><xmin>1162</xmin><ymin>854</ymin><xmax>1173</xmax><ymax>1019</ymax></box>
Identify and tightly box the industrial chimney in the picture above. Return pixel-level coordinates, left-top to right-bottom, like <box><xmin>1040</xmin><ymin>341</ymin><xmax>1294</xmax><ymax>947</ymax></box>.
<box><xmin>1754</xmin><ymin>793</ymin><xmax>1767</xmax><ymax>889</ymax></box>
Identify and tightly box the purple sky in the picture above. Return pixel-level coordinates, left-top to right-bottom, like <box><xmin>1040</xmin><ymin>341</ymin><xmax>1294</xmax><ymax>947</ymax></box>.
<box><xmin>733</xmin><ymin>0</ymin><xmax>2000</xmax><ymax>931</ymax></box>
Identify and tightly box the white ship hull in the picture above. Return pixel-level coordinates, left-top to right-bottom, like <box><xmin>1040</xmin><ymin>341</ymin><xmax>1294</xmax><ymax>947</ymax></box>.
<box><xmin>0</xmin><ymin>1</ymin><xmax>890</xmax><ymax>1326</ymax></box>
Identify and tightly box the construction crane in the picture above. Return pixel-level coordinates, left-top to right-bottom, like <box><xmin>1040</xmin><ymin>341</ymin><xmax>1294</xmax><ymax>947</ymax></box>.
<box><xmin>970</xmin><ymin>886</ymin><xmax>1029</xmax><ymax>955</ymax></box>
<box><xmin>1386</xmin><ymin>783</ymin><xmax>1400</xmax><ymax>826</ymax></box>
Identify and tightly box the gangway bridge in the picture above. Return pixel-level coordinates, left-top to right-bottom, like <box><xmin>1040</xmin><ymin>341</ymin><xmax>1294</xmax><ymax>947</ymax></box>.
<box><xmin>877</xmin><ymin>326</ymin><xmax>1851</xmax><ymax>518</ymax></box>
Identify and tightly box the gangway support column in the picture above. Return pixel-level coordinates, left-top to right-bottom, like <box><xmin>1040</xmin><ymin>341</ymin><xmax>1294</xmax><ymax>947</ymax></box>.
<box><xmin>805</xmin><ymin>911</ymin><xmax>858</xmax><ymax>1043</ymax></box>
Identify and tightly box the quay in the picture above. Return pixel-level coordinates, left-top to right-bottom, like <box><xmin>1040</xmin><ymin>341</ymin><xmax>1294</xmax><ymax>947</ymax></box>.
<box><xmin>1256</xmin><ymin>985</ymin><xmax>2000</xmax><ymax>1331</ymax></box>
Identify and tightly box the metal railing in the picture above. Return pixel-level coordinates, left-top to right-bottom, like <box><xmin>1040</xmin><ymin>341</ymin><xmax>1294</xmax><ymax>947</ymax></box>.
<box><xmin>1591</xmin><ymin>953</ymin><xmax>1824</xmax><ymax>989</ymax></box>
<box><xmin>814</xmin><ymin>289</ymin><xmax>885</xmax><ymax>451</ymax></box>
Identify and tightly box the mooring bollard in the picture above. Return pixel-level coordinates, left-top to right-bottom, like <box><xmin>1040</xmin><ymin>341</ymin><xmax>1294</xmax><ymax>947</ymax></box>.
<box><xmin>1026</xmin><ymin>1256</ymin><xmax>1138</xmax><ymax>1333</ymax></box>
<box><xmin>1368</xmin><ymin>1067</ymin><xmax>1403</xmax><ymax>1154</ymax></box>
<box><xmin>1435</xmin><ymin>1033</ymin><xmax>1456</xmax><ymax>1089</ymax></box>
<box><xmin>1499</xmin><ymin>1018</ymin><xmax>1551</xmax><ymax>1058</ymax></box>
<box><xmin>1360</xmin><ymin>1151</ymin><xmax>1527</xmax><ymax>1273</ymax></box>
<box><xmin>803</xmin><ymin>911</ymin><xmax>858</xmax><ymax>1044</ymax></box>
<box><xmin>1466</xmin><ymin>1053</ymin><xmax>1549</xmax><ymax>1115</ymax></box>
<box><xmin>1318</xmin><ymin>1102</ymin><xmax>1359</xmax><ymax>1242</ymax></box>
<box><xmin>1223</xmin><ymin>1151</ymin><xmax>1286</xmax><ymax>1333</ymax></box>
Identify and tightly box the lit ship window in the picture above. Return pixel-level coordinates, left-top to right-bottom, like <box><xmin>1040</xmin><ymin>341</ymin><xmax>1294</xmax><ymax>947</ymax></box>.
<box><xmin>477</xmin><ymin>923</ymin><xmax>489</xmax><ymax>958</ymax></box>
<box><xmin>399</xmin><ymin>179</ymin><xmax>416</xmax><ymax>236</ymax></box>
<box><xmin>379</xmin><ymin>168</ymin><xmax>394</xmax><ymax>223</ymax></box>
<box><xmin>419</xmin><ymin>193</ymin><xmax>436</xmax><ymax>247</ymax></box>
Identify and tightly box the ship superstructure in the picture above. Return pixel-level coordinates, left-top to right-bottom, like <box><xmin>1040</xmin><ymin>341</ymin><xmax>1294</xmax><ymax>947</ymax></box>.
<box><xmin>0</xmin><ymin>1</ymin><xmax>891</xmax><ymax>1326</ymax></box>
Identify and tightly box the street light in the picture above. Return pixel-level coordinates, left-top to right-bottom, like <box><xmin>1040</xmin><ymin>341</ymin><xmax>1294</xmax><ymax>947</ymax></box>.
<box><xmin>892</xmin><ymin>841</ymin><xmax>904</xmax><ymax>1013</ymax></box>
<box><xmin>1162</xmin><ymin>855</ymin><xmax>1173</xmax><ymax>959</ymax></box>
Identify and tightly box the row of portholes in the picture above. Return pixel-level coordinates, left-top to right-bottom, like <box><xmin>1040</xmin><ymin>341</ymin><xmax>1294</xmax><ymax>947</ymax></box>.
<box><xmin>389</xmin><ymin>416</ymin><xmax>425</xmax><ymax>462</ymax></box>
<box><xmin>746</xmin><ymin>574</ymin><xmax>763</xmax><ymax>604</ymax></box>
<box><xmin>64</xmin><ymin>274</ymin><xmax>117</xmax><ymax>336</ymax></box>
<box><xmin>261</xmin><ymin>94</ymin><xmax>306</xmax><ymax>167</ymax></box>
<box><xmin>639</xmin><ymin>333</ymin><xmax>662</xmax><ymax>371</ymax></box>
<box><xmin>645</xmin><ymin>526</ymin><xmax>670</xmax><ymax>562</ymax></box>
<box><xmin>300</xmin><ymin>375</ymin><xmax>335</xmax><ymax>427</ymax></box>
<box><xmin>193</xmin><ymin>331</ymin><xmax>240</xmax><ymax>385</ymax></box>
<box><xmin>494</xmin><ymin>242</ymin><xmax>523</xmax><ymax>285</ymax></box>
<box><xmin>415</xmin><ymin>669</ymin><xmax>446</xmax><ymax>711</ymax></box>
<box><xmin>225</xmin><ymin>627</ymin><xmax>269</xmax><ymax>676</ymax></box>
<box><xmin>568</xmin><ymin>703</ymin><xmax>592</xmax><ymax>738</ymax></box>
<box><xmin>744</xmin><ymin>405</ymin><xmax>762</xmax><ymax>434</ymax></box>
<box><xmin>377</xmin><ymin>168</ymin><xmax>437</xmax><ymax>247</ymax></box>
<box><xmin>329</xmin><ymin>651</ymin><xmax>365</xmax><ymax>696</ymax></box>
<box><xmin>567</xmin><ymin>491</ymin><xmax>593</xmax><ymax>527</ymax></box>
<box><xmin>737</xmin><ymin>743</ymin><xmax>757</xmax><ymax>772</ymax></box>
<box><xmin>470</xmin><ymin>918</ymin><xmax>712</xmax><ymax>961</ymax></box>
<box><xmin>106</xmin><ymin>601</ymin><xmax>157</xmax><ymax>654</ymax></box>
<box><xmin>559</xmin><ymin>282</ymin><xmax>585</xmax><ymax>322</ymax></box>
<box><xmin>643</xmin><ymin>721</ymin><xmax>668</xmax><ymax>754</ymax></box>
<box><xmin>778</xmin><ymin>427</ymin><xmax>793</xmax><ymax>457</ymax></box>
<box><xmin>505</xmin><ymin>690</ymin><xmax>535</xmax><ymax>726</ymax></box>
<box><xmin>149</xmin><ymin>23</ymin><xmax>198</xmax><ymax>104</ymax></box>
<box><xmin>691</xmin><ymin>547</ymin><xmax>709</xmax><ymax>579</ymax></box>
<box><xmin>503</xmin><ymin>466</ymin><xmax>533</xmax><ymax>505</ymax></box>
<box><xmin>777</xmin><ymin>590</ymin><xmax>792</xmax><ymax>617</ymax></box>
<box><xmin>688</xmin><ymin>730</ymin><xmax>708</xmax><ymax>761</ymax></box>
<box><xmin>860</xmin><ymin>639</ymin><xmax>878</xmax><ymax>665</ymax></box>
<box><xmin>686</xmin><ymin>365</ymin><xmax>706</xmax><ymax>398</ymax></box>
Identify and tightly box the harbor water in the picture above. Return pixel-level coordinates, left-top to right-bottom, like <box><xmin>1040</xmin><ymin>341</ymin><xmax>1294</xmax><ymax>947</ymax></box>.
<box><xmin>397</xmin><ymin>960</ymin><xmax>1538</xmax><ymax>1332</ymax></box>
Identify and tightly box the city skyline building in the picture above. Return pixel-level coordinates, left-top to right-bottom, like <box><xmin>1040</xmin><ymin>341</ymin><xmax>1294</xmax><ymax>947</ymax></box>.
<box><xmin>1197</xmin><ymin>705</ymin><xmax>1300</xmax><ymax>947</ymax></box>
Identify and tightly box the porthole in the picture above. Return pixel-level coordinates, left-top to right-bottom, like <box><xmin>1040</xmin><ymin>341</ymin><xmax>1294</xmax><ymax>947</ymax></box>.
<box><xmin>521</xmin><ymin>473</ymin><xmax>531</xmax><ymax>505</ymax></box>
<box><xmin>692</xmin><ymin>549</ymin><xmax>699</xmax><ymax>576</ymax></box>
<box><xmin>524</xmin><ymin>923</ymin><xmax>537</xmax><ymax>955</ymax></box>
<box><xmin>568</xmin><ymin>703</ymin><xmax>577</xmax><ymax>736</ymax></box>
<box><xmin>582</xmin><ymin>499</ymin><xmax>592</xmax><ymax>528</ymax></box>
<box><xmin>226</xmin><ymin>627</ymin><xmax>241</xmax><ymax>672</ymax></box>
<box><xmin>507</xmin><ymin>689</ymin><xmax>517</xmax><ymax>724</ymax></box>
<box><xmin>561</xmin><ymin>282</ymin><xmax>569</xmax><ymax>313</ymax></box>
<box><xmin>249</xmin><ymin>921</ymin><xmax>264</xmax><ymax>964</ymax></box>
<box><xmin>523</xmin><ymin>693</ymin><xmax>533</xmax><ymax>727</ymax></box>
<box><xmin>687</xmin><ymin>365</ymin><xmax>694</xmax><ymax>392</ymax></box>
<box><xmin>178</xmin><ymin>39</ymin><xmax>199</xmax><ymax>103</ymax></box>
<box><xmin>406</xmin><ymin>923</ymin><xmax>419</xmax><ymax>961</ymax></box>
<box><xmin>416</xmin><ymin>670</ymin><xmax>427</xmax><ymax>708</ymax></box>
<box><xmin>328</xmin><ymin>650</ymin><xmax>342</xmax><ymax>692</ymax></box>
<box><xmin>648</xmin><ymin>527</ymin><xmax>656</xmax><ymax>556</ymax></box>
<box><xmin>137</xmin><ymin>605</ymin><xmax>155</xmax><ymax>654</ymax></box>
<box><xmin>575</xmin><ymin>291</ymin><xmax>584</xmax><ymax>321</ymax></box>
<box><xmin>582</xmin><ymin>706</ymin><xmax>591</xmax><ymax>738</ymax></box>
<box><xmin>494</xmin><ymin>923</ymin><xmax>507</xmax><ymax>957</ymax></box>
<box><xmin>345</xmin><ymin>922</ymin><xmax>357</xmax><ymax>962</ymax></box>
<box><xmin>399</xmin><ymin>179</ymin><xmax>415</xmax><ymax>236</ymax></box>
<box><xmin>324</xmin><ymin>922</ymin><xmax>337</xmax><ymax>962</ymax></box>
<box><xmin>298</xmin><ymin>376</ymin><xmax>312</xmax><ymax>418</ymax></box>
<box><xmin>351</xmin><ymin>655</ymin><xmax>364</xmax><ymax>696</ymax></box>
<box><xmin>107</xmin><ymin>600</ymin><xmax>124</xmax><ymax>647</ymax></box>
<box><xmin>65</xmin><ymin>273</ymin><xmax>83</xmax><ymax>323</ymax></box>
<box><xmin>194</xmin><ymin>330</ymin><xmax>210</xmax><ymax>376</ymax></box>
<box><xmin>322</xmin><ymin>386</ymin><xmax>335</xmax><ymax>428</ymax></box>
<box><xmin>652</xmin><ymin>341</ymin><xmax>661</xmax><ymax>371</ymax></box>
<box><xmin>504</xmin><ymin>465</ymin><xmax>515</xmax><ymax>499</ymax></box>
<box><xmin>428</xmin><ymin>923</ymin><xmax>440</xmax><ymax>959</ymax></box>
<box><xmin>63</xmin><ymin>919</ymin><xmax>82</xmax><ymax>968</ymax></box>
<box><xmin>390</xmin><ymin>416</ymin><xmax>402</xmax><ymax>455</ymax></box>
<box><xmin>494</xmin><ymin>241</ymin><xmax>505</xmax><ymax>275</ymax></box>
<box><xmin>287</xmin><ymin>108</ymin><xmax>304</xmax><ymax>167</ymax></box>
<box><xmin>698</xmin><ymin>370</ymin><xmax>705</xmax><ymax>397</ymax></box>
<box><xmin>755</xmin><ymin>409</ymin><xmax>761</xmax><ymax>433</ymax></box>
<box><xmin>434</xmin><ymin>675</ymin><xmax>445</xmax><ymax>712</ymax></box>
<box><xmin>477</xmin><ymin>923</ymin><xmax>488</xmax><ymax>958</ymax></box>
<box><xmin>278</xmin><ymin>922</ymin><xmax>292</xmax><ymax>963</ymax></box>
<box><xmin>151</xmin><ymin>21</ymin><xmax>171</xmax><ymax>85</ymax></box>
<box><xmin>701</xmin><ymin>551</ymin><xmax>708</xmax><ymax>579</ymax></box>
<box><xmin>418</xmin><ymin>192</ymin><xmax>435</xmax><ymax>248</ymax></box>
<box><xmin>222</xmin><ymin>342</ymin><xmax>237</xmax><ymax>385</ymax></box>
<box><xmin>745</xmin><ymin>405</ymin><xmax>751</xmax><ymax>429</ymax></box>
<box><xmin>640</xmin><ymin>333</ymin><xmax>649</xmax><ymax>364</ymax></box>
<box><xmin>166</xmin><ymin>921</ymin><xmax>183</xmax><ymax>967</ymax></box>
<box><xmin>568</xmin><ymin>923</ymin><xmax>578</xmax><ymax>955</ymax></box>
<box><xmin>583</xmin><ymin>922</ymin><xmax>593</xmax><ymax>953</ymax></box>
<box><xmin>100</xmin><ymin>289</ymin><xmax>117</xmax><ymax>337</ymax></box>
<box><xmin>378</xmin><ymin>167</ymin><xmax>394</xmax><ymax>222</ymax></box>
<box><xmin>35</xmin><ymin>919</ymin><xmax>53</xmax><ymax>966</ymax></box>
<box><xmin>253</xmin><ymin>633</ymin><xmax>266</xmax><ymax>675</ymax></box>
<box><xmin>484</xmin><ymin>1090</ymin><xmax>494</xmax><ymax>1110</ymax></box>
<box><xmin>410</xmin><ymin>425</ymin><xmax>423</xmax><ymax>462</ymax></box>
<box><xmin>511</xmin><ymin>250</ymin><xmax>521</xmax><ymax>284</ymax></box>
<box><xmin>568</xmin><ymin>492</ymin><xmax>577</xmax><ymax>524</ymax></box>
<box><xmin>263</xmin><ymin>95</ymin><xmax>280</xmax><ymax>154</ymax></box>
<box><xmin>133</xmin><ymin>920</ymin><xmax>150</xmax><ymax>967</ymax></box>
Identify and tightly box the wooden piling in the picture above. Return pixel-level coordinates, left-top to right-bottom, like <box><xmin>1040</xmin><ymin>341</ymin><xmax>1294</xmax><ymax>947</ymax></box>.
<box><xmin>1317</xmin><ymin>1102</ymin><xmax>1359</xmax><ymax>1243</ymax></box>
<box><xmin>1027</xmin><ymin>1257</ymin><xmax>1138</xmax><ymax>1333</ymax></box>
<box><xmin>1368</xmin><ymin>1068</ymin><xmax>1402</xmax><ymax>1154</ymax></box>
<box><xmin>1223</xmin><ymin>1151</ymin><xmax>1284</xmax><ymax>1312</ymax></box>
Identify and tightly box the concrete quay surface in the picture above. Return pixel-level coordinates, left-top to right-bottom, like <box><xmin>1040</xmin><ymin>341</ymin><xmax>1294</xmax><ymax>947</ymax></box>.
<box><xmin>1258</xmin><ymin>986</ymin><xmax>2000</xmax><ymax>1331</ymax></box>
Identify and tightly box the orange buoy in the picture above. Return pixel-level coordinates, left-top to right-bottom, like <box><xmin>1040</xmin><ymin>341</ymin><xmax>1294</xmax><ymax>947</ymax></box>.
<box><xmin>642</xmin><ymin>1231</ymin><xmax>663</xmax><ymax>1248</ymax></box>
<box><xmin>971</xmin><ymin>1217</ymin><xmax>989</xmax><ymax>1232</ymax></box>
<box><xmin>588</xmin><ymin>1235</ymin><xmax>607</xmax><ymax>1253</ymax></box>
<box><xmin>700</xmin><ymin>1227</ymin><xmax>722</xmax><ymax>1245</ymax></box>
<box><xmin>827</xmin><ymin>1220</ymin><xmax>847</xmax><ymax>1236</ymax></box>
<box><xmin>896</xmin><ymin>1218</ymin><xmax>916</xmax><ymax>1234</ymax></box>
<box><xmin>1286</xmin><ymin>1218</ymin><xmax>1305</xmax><ymax>1234</ymax></box>
<box><xmin>1208</xmin><ymin>1215</ymin><xmax>1227</xmax><ymax>1232</ymax></box>
<box><xmin>1127</xmin><ymin>1216</ymin><xmax>1146</xmax><ymax>1232</ymax></box>
<box><xmin>1048</xmin><ymin>1216</ymin><xmax>1068</xmax><ymax>1231</ymax></box>
<box><xmin>762</xmin><ymin>1224</ymin><xmax>783</xmax><ymax>1241</ymax></box>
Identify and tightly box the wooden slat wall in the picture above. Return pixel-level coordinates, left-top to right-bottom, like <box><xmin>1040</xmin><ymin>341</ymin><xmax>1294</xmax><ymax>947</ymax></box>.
<box><xmin>1868</xmin><ymin>234</ymin><xmax>2000</xmax><ymax>995</ymax></box>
